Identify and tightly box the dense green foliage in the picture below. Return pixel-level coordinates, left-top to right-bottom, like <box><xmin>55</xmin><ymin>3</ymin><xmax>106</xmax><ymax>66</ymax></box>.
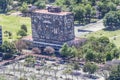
<box><xmin>104</xmin><ymin>11</ymin><xmax>120</xmax><ymax>30</ymax></box>
<box><xmin>1</xmin><ymin>41</ymin><xmax>16</xmax><ymax>53</ymax></box>
<box><xmin>82</xmin><ymin>36</ymin><xmax>120</xmax><ymax>63</ymax></box>
<box><xmin>0</xmin><ymin>0</ymin><xmax>13</xmax><ymax>13</ymax></box>
<box><xmin>17</xmin><ymin>29</ymin><xmax>27</xmax><ymax>37</ymax></box>
<box><xmin>53</xmin><ymin>0</ymin><xmax>119</xmax><ymax>24</ymax></box>
<box><xmin>21</xmin><ymin>24</ymin><xmax>27</xmax><ymax>32</ymax></box>
<box><xmin>60</xmin><ymin>36</ymin><xmax>120</xmax><ymax>63</ymax></box>
<box><xmin>0</xmin><ymin>41</ymin><xmax>17</xmax><ymax>60</ymax></box>
<box><xmin>83</xmin><ymin>62</ymin><xmax>98</xmax><ymax>74</ymax></box>
<box><xmin>20</xmin><ymin>2</ymin><xmax>28</xmax><ymax>13</ymax></box>
<box><xmin>108</xmin><ymin>64</ymin><xmax>120</xmax><ymax>80</ymax></box>
<box><xmin>25</xmin><ymin>55</ymin><xmax>36</xmax><ymax>67</ymax></box>
<box><xmin>60</xmin><ymin>43</ymin><xmax>77</xmax><ymax>58</ymax></box>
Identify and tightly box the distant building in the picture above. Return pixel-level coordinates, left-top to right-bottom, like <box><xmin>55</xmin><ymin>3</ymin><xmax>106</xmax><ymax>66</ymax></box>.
<box><xmin>0</xmin><ymin>26</ymin><xmax>2</xmax><ymax>45</ymax></box>
<box><xmin>30</xmin><ymin>6</ymin><xmax>75</xmax><ymax>49</ymax></box>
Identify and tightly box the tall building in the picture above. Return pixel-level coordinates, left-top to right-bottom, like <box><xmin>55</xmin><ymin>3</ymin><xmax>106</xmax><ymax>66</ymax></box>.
<box><xmin>0</xmin><ymin>26</ymin><xmax>2</xmax><ymax>45</ymax></box>
<box><xmin>31</xmin><ymin>6</ymin><xmax>75</xmax><ymax>49</ymax></box>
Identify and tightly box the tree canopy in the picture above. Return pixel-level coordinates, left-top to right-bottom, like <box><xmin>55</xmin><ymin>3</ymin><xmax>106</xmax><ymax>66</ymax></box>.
<box><xmin>83</xmin><ymin>62</ymin><xmax>98</xmax><ymax>74</ymax></box>
<box><xmin>60</xmin><ymin>36</ymin><xmax>120</xmax><ymax>63</ymax></box>
<box><xmin>104</xmin><ymin>11</ymin><xmax>120</xmax><ymax>30</ymax></box>
<box><xmin>108</xmin><ymin>64</ymin><xmax>120</xmax><ymax>80</ymax></box>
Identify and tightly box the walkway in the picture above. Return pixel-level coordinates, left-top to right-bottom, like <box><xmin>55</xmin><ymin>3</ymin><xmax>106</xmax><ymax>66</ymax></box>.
<box><xmin>75</xmin><ymin>19</ymin><xmax>105</xmax><ymax>37</ymax></box>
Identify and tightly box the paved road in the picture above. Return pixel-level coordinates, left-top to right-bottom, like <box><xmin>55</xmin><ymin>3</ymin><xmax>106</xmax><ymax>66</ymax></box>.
<box><xmin>75</xmin><ymin>20</ymin><xmax>105</xmax><ymax>37</ymax></box>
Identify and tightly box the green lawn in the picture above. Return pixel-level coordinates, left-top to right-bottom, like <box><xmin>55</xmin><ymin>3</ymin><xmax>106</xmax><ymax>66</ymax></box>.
<box><xmin>0</xmin><ymin>14</ymin><xmax>31</xmax><ymax>41</ymax></box>
<box><xmin>81</xmin><ymin>29</ymin><xmax>120</xmax><ymax>48</ymax></box>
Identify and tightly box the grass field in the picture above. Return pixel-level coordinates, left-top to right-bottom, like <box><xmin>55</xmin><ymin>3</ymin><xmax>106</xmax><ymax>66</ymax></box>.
<box><xmin>0</xmin><ymin>14</ymin><xmax>31</xmax><ymax>41</ymax></box>
<box><xmin>81</xmin><ymin>29</ymin><xmax>120</xmax><ymax>48</ymax></box>
<box><xmin>0</xmin><ymin>14</ymin><xmax>120</xmax><ymax>48</ymax></box>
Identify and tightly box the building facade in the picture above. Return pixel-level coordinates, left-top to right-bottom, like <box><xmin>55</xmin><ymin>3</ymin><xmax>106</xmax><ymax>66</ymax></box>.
<box><xmin>31</xmin><ymin>7</ymin><xmax>75</xmax><ymax>49</ymax></box>
<box><xmin>0</xmin><ymin>26</ymin><xmax>2</xmax><ymax>45</ymax></box>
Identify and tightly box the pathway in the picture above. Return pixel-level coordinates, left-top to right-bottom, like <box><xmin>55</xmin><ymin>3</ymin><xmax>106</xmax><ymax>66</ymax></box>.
<box><xmin>75</xmin><ymin>19</ymin><xmax>105</xmax><ymax>37</ymax></box>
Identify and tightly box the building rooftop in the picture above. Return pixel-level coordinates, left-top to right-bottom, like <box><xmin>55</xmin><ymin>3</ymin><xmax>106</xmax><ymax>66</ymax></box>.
<box><xmin>33</xmin><ymin>9</ymin><xmax>72</xmax><ymax>15</ymax></box>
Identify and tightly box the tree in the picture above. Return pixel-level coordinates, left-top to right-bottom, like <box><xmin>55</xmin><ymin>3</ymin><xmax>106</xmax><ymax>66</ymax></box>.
<box><xmin>34</xmin><ymin>0</ymin><xmax>45</xmax><ymax>9</ymax></box>
<box><xmin>97</xmin><ymin>1</ymin><xmax>116</xmax><ymax>18</ymax></box>
<box><xmin>73</xmin><ymin>62</ymin><xmax>80</xmax><ymax>70</ymax></box>
<box><xmin>108</xmin><ymin>64</ymin><xmax>120</xmax><ymax>80</ymax></box>
<box><xmin>4</xmin><ymin>31</ymin><xmax>12</xmax><ymax>38</ymax></box>
<box><xmin>21</xmin><ymin>24</ymin><xmax>27</xmax><ymax>32</ymax></box>
<box><xmin>27</xmin><ymin>0</ymin><xmax>38</xmax><ymax>4</ymax></box>
<box><xmin>85</xmin><ymin>49</ymin><xmax>96</xmax><ymax>61</ymax></box>
<box><xmin>107</xmin><ymin>2</ymin><xmax>116</xmax><ymax>11</ymax></box>
<box><xmin>71</xmin><ymin>46</ymin><xmax>78</xmax><ymax>59</ymax></box>
<box><xmin>112</xmin><ymin>48</ymin><xmax>120</xmax><ymax>59</ymax></box>
<box><xmin>44</xmin><ymin>46</ymin><xmax>55</xmax><ymax>54</ymax></box>
<box><xmin>4</xmin><ymin>30</ymin><xmax>8</xmax><ymax>37</ymax></box>
<box><xmin>32</xmin><ymin>47</ymin><xmax>41</xmax><ymax>54</ymax></box>
<box><xmin>15</xmin><ymin>40</ymin><xmax>28</xmax><ymax>52</ymax></box>
<box><xmin>89</xmin><ymin>0</ymin><xmax>96</xmax><ymax>6</ymax></box>
<box><xmin>1</xmin><ymin>41</ymin><xmax>16</xmax><ymax>54</ymax></box>
<box><xmin>60</xmin><ymin>43</ymin><xmax>72</xmax><ymax>57</ymax></box>
<box><xmin>8</xmin><ymin>31</ymin><xmax>12</xmax><ymax>39</ymax></box>
<box><xmin>25</xmin><ymin>55</ymin><xmax>36</xmax><ymax>67</ymax></box>
<box><xmin>95</xmin><ymin>53</ymin><xmax>106</xmax><ymax>63</ymax></box>
<box><xmin>98</xmin><ymin>36</ymin><xmax>110</xmax><ymax>44</ymax></box>
<box><xmin>81</xmin><ymin>36</ymin><xmax>118</xmax><ymax>63</ymax></box>
<box><xmin>20</xmin><ymin>2</ymin><xmax>28</xmax><ymax>13</ymax></box>
<box><xmin>83</xmin><ymin>62</ymin><xmax>98</xmax><ymax>74</ymax></box>
<box><xmin>85</xmin><ymin>4</ymin><xmax>93</xmax><ymax>23</ymax></box>
<box><xmin>77</xmin><ymin>0</ymin><xmax>83</xmax><ymax>3</ymax></box>
<box><xmin>73</xmin><ymin>4</ymin><xmax>86</xmax><ymax>24</ymax></box>
<box><xmin>106</xmin><ymin>53</ymin><xmax>113</xmax><ymax>61</ymax></box>
<box><xmin>104</xmin><ymin>11</ymin><xmax>120</xmax><ymax>30</ymax></box>
<box><xmin>17</xmin><ymin>29</ymin><xmax>27</xmax><ymax>37</ymax></box>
